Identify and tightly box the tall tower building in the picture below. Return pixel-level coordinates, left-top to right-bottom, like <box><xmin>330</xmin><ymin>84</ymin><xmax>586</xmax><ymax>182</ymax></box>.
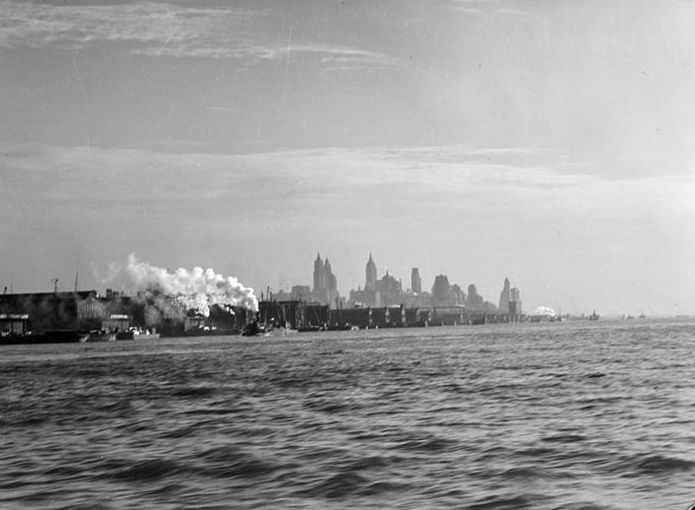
<box><xmin>411</xmin><ymin>267</ymin><xmax>422</xmax><ymax>294</ymax></box>
<box><xmin>311</xmin><ymin>253</ymin><xmax>340</xmax><ymax>306</ymax></box>
<box><xmin>498</xmin><ymin>277</ymin><xmax>511</xmax><ymax>313</ymax></box>
<box><xmin>431</xmin><ymin>274</ymin><xmax>451</xmax><ymax>303</ymax></box>
<box><xmin>467</xmin><ymin>284</ymin><xmax>484</xmax><ymax>310</ymax></box>
<box><xmin>510</xmin><ymin>287</ymin><xmax>522</xmax><ymax>314</ymax></box>
<box><xmin>365</xmin><ymin>253</ymin><xmax>377</xmax><ymax>291</ymax></box>
<box><xmin>313</xmin><ymin>253</ymin><xmax>326</xmax><ymax>293</ymax></box>
<box><xmin>324</xmin><ymin>258</ymin><xmax>337</xmax><ymax>304</ymax></box>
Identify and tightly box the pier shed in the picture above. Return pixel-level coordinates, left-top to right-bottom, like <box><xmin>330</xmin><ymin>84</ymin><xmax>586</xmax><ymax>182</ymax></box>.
<box><xmin>0</xmin><ymin>313</ymin><xmax>29</xmax><ymax>336</ymax></box>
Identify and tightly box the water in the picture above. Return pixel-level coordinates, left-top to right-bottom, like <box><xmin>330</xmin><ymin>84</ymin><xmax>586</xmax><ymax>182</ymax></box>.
<box><xmin>2</xmin><ymin>320</ymin><xmax>695</xmax><ymax>509</ymax></box>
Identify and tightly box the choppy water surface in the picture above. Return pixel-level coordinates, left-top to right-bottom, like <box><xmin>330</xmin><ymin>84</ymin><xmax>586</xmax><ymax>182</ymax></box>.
<box><xmin>2</xmin><ymin>320</ymin><xmax>695</xmax><ymax>509</ymax></box>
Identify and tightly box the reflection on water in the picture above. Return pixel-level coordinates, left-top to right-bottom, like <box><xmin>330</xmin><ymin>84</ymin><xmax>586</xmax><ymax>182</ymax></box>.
<box><xmin>2</xmin><ymin>320</ymin><xmax>695</xmax><ymax>509</ymax></box>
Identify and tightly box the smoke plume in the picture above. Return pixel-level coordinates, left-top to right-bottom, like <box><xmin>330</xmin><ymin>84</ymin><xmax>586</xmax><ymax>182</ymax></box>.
<box><xmin>533</xmin><ymin>306</ymin><xmax>556</xmax><ymax>317</ymax></box>
<box><xmin>125</xmin><ymin>255</ymin><xmax>258</xmax><ymax>316</ymax></box>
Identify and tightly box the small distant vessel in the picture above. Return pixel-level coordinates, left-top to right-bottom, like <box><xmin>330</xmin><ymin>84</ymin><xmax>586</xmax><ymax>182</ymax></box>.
<box><xmin>589</xmin><ymin>310</ymin><xmax>600</xmax><ymax>321</ymax></box>
<box><xmin>241</xmin><ymin>321</ymin><xmax>265</xmax><ymax>337</ymax></box>
<box><xmin>243</xmin><ymin>319</ymin><xmax>299</xmax><ymax>337</ymax></box>
<box><xmin>297</xmin><ymin>325</ymin><xmax>325</xmax><ymax>333</ymax></box>
<box><xmin>132</xmin><ymin>330</ymin><xmax>160</xmax><ymax>340</ymax></box>
<box><xmin>84</xmin><ymin>330</ymin><xmax>117</xmax><ymax>342</ymax></box>
<box><xmin>263</xmin><ymin>326</ymin><xmax>298</xmax><ymax>337</ymax></box>
<box><xmin>41</xmin><ymin>330</ymin><xmax>90</xmax><ymax>343</ymax></box>
<box><xmin>115</xmin><ymin>328</ymin><xmax>160</xmax><ymax>340</ymax></box>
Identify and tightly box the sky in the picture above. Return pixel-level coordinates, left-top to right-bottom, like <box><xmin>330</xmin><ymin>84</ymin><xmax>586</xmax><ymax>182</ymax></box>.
<box><xmin>2</xmin><ymin>0</ymin><xmax>695</xmax><ymax>316</ymax></box>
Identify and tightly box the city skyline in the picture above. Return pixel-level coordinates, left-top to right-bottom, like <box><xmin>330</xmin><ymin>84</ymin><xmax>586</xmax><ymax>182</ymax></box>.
<box><xmin>300</xmin><ymin>251</ymin><xmax>518</xmax><ymax>313</ymax></box>
<box><xmin>3</xmin><ymin>1</ymin><xmax>695</xmax><ymax>316</ymax></box>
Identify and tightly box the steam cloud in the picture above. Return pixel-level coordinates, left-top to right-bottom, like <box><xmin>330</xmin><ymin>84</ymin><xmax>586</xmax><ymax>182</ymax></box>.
<box><xmin>125</xmin><ymin>255</ymin><xmax>258</xmax><ymax>316</ymax></box>
<box><xmin>533</xmin><ymin>306</ymin><xmax>557</xmax><ymax>317</ymax></box>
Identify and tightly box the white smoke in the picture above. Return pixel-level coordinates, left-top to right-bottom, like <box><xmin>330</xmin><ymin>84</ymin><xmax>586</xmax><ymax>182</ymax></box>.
<box><xmin>125</xmin><ymin>255</ymin><xmax>258</xmax><ymax>316</ymax></box>
<box><xmin>92</xmin><ymin>261</ymin><xmax>123</xmax><ymax>285</ymax></box>
<box><xmin>533</xmin><ymin>306</ymin><xmax>557</xmax><ymax>317</ymax></box>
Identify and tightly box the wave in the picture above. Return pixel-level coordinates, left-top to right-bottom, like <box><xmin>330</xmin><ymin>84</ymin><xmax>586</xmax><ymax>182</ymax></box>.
<box><xmin>101</xmin><ymin>458</ymin><xmax>183</xmax><ymax>482</ymax></box>
<box><xmin>391</xmin><ymin>434</ymin><xmax>458</xmax><ymax>453</ymax></box>
<box><xmin>295</xmin><ymin>470</ymin><xmax>406</xmax><ymax>500</ymax></box>
<box><xmin>541</xmin><ymin>433</ymin><xmax>587</xmax><ymax>444</ymax></box>
<box><xmin>303</xmin><ymin>397</ymin><xmax>357</xmax><ymax>414</ymax></box>
<box><xmin>467</xmin><ymin>493</ymin><xmax>541</xmax><ymax>509</ymax></box>
<box><xmin>610</xmin><ymin>453</ymin><xmax>695</xmax><ymax>477</ymax></box>
<box><xmin>195</xmin><ymin>445</ymin><xmax>290</xmax><ymax>480</ymax></box>
<box><xmin>558</xmin><ymin>504</ymin><xmax>617</xmax><ymax>510</ymax></box>
<box><xmin>172</xmin><ymin>385</ymin><xmax>217</xmax><ymax>399</ymax></box>
<box><xmin>344</xmin><ymin>455</ymin><xmax>392</xmax><ymax>471</ymax></box>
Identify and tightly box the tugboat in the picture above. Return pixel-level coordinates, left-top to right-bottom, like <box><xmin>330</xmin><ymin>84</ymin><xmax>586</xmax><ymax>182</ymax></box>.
<box><xmin>241</xmin><ymin>320</ymin><xmax>265</xmax><ymax>337</ymax></box>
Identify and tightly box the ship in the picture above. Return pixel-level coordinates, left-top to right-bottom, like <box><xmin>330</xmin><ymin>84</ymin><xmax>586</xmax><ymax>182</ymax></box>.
<box><xmin>115</xmin><ymin>327</ymin><xmax>160</xmax><ymax>340</ymax></box>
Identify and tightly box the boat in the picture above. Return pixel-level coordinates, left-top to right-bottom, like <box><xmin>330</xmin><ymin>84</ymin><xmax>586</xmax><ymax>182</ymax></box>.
<box><xmin>40</xmin><ymin>329</ymin><xmax>90</xmax><ymax>343</ymax></box>
<box><xmin>132</xmin><ymin>330</ymin><xmax>160</xmax><ymax>340</ymax></box>
<box><xmin>241</xmin><ymin>320</ymin><xmax>265</xmax><ymax>336</ymax></box>
<box><xmin>115</xmin><ymin>327</ymin><xmax>160</xmax><ymax>340</ymax></box>
<box><xmin>297</xmin><ymin>325</ymin><xmax>325</xmax><ymax>332</ymax></box>
<box><xmin>84</xmin><ymin>330</ymin><xmax>117</xmax><ymax>342</ymax></box>
<box><xmin>263</xmin><ymin>326</ymin><xmax>298</xmax><ymax>337</ymax></box>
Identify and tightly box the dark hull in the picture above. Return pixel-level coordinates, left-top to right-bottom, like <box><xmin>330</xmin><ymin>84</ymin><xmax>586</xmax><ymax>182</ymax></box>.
<box><xmin>0</xmin><ymin>330</ymin><xmax>89</xmax><ymax>345</ymax></box>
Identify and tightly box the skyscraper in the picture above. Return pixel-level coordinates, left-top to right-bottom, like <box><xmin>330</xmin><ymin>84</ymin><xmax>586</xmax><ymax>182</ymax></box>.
<box><xmin>365</xmin><ymin>253</ymin><xmax>377</xmax><ymax>291</ymax></box>
<box><xmin>313</xmin><ymin>253</ymin><xmax>325</xmax><ymax>293</ymax></box>
<box><xmin>325</xmin><ymin>258</ymin><xmax>338</xmax><ymax>305</ymax></box>
<box><xmin>312</xmin><ymin>253</ymin><xmax>339</xmax><ymax>306</ymax></box>
<box><xmin>510</xmin><ymin>287</ymin><xmax>522</xmax><ymax>314</ymax></box>
<box><xmin>498</xmin><ymin>277</ymin><xmax>511</xmax><ymax>314</ymax></box>
<box><xmin>467</xmin><ymin>284</ymin><xmax>484</xmax><ymax>310</ymax></box>
<box><xmin>411</xmin><ymin>267</ymin><xmax>422</xmax><ymax>294</ymax></box>
<box><xmin>431</xmin><ymin>274</ymin><xmax>451</xmax><ymax>305</ymax></box>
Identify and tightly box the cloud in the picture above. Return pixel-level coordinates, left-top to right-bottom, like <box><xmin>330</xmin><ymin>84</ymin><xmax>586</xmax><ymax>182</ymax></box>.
<box><xmin>0</xmin><ymin>1</ymin><xmax>399</xmax><ymax>69</ymax></box>
<box><xmin>0</xmin><ymin>2</ymin><xmax>254</xmax><ymax>51</ymax></box>
<box><xmin>3</xmin><ymin>142</ymin><xmax>693</xmax><ymax>227</ymax></box>
<box><xmin>443</xmin><ymin>0</ymin><xmax>528</xmax><ymax>15</ymax></box>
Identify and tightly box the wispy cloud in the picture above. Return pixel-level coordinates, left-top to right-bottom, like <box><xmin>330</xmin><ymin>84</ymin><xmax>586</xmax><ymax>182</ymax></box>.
<box><xmin>3</xmin><ymin>142</ymin><xmax>691</xmax><ymax>225</ymax></box>
<box><xmin>0</xmin><ymin>2</ymin><xmax>255</xmax><ymax>52</ymax></box>
<box><xmin>443</xmin><ymin>0</ymin><xmax>528</xmax><ymax>15</ymax></box>
<box><xmin>0</xmin><ymin>1</ymin><xmax>399</xmax><ymax>69</ymax></box>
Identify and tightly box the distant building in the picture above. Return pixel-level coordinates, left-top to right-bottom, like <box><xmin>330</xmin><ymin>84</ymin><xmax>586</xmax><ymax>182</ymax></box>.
<box><xmin>312</xmin><ymin>253</ymin><xmax>339</xmax><ymax>307</ymax></box>
<box><xmin>272</xmin><ymin>284</ymin><xmax>312</xmax><ymax>302</ymax></box>
<box><xmin>432</xmin><ymin>274</ymin><xmax>451</xmax><ymax>306</ymax></box>
<box><xmin>431</xmin><ymin>275</ymin><xmax>466</xmax><ymax>307</ymax></box>
<box><xmin>466</xmin><ymin>284</ymin><xmax>485</xmax><ymax>311</ymax></box>
<box><xmin>313</xmin><ymin>253</ymin><xmax>326</xmax><ymax>292</ymax></box>
<box><xmin>291</xmin><ymin>285</ymin><xmax>311</xmax><ymax>301</ymax></box>
<box><xmin>498</xmin><ymin>278</ymin><xmax>511</xmax><ymax>313</ymax></box>
<box><xmin>510</xmin><ymin>287</ymin><xmax>522</xmax><ymax>314</ymax></box>
<box><xmin>365</xmin><ymin>253</ymin><xmax>377</xmax><ymax>291</ymax></box>
<box><xmin>375</xmin><ymin>270</ymin><xmax>404</xmax><ymax>307</ymax></box>
<box><xmin>450</xmin><ymin>284</ymin><xmax>466</xmax><ymax>305</ymax></box>
<box><xmin>349</xmin><ymin>254</ymin><xmax>408</xmax><ymax>307</ymax></box>
<box><xmin>411</xmin><ymin>267</ymin><xmax>422</xmax><ymax>294</ymax></box>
